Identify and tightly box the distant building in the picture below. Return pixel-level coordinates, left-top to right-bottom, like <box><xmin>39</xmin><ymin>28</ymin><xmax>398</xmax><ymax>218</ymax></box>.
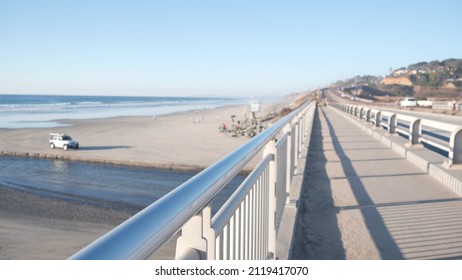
<box><xmin>392</xmin><ymin>68</ymin><xmax>408</xmax><ymax>76</ymax></box>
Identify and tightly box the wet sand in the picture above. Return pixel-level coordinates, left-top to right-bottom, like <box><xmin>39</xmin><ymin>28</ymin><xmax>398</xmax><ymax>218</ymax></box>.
<box><xmin>0</xmin><ymin>186</ymin><xmax>142</xmax><ymax>259</ymax></box>
<box><xmin>0</xmin><ymin>103</ymin><xmax>282</xmax><ymax>259</ymax></box>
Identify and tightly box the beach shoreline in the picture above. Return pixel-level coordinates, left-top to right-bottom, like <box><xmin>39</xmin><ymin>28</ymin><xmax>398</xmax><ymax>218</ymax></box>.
<box><xmin>0</xmin><ymin>103</ymin><xmax>283</xmax><ymax>172</ymax></box>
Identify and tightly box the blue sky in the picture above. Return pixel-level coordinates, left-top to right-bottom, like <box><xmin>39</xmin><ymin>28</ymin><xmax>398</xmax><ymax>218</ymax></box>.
<box><xmin>0</xmin><ymin>0</ymin><xmax>461</xmax><ymax>98</ymax></box>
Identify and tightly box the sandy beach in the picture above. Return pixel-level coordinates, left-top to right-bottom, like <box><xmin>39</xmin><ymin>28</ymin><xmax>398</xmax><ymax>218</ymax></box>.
<box><xmin>0</xmin><ymin>103</ymin><xmax>284</xmax><ymax>259</ymax></box>
<box><xmin>0</xmin><ymin>103</ymin><xmax>282</xmax><ymax>171</ymax></box>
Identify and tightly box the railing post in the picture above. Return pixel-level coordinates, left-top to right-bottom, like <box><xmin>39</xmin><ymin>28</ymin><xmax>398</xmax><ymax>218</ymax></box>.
<box><xmin>388</xmin><ymin>114</ymin><xmax>396</xmax><ymax>134</ymax></box>
<box><xmin>263</xmin><ymin>140</ymin><xmax>277</xmax><ymax>259</ymax></box>
<box><xmin>409</xmin><ymin>119</ymin><xmax>421</xmax><ymax>145</ymax></box>
<box><xmin>298</xmin><ymin>115</ymin><xmax>303</xmax><ymax>158</ymax></box>
<box><xmin>292</xmin><ymin>121</ymin><xmax>299</xmax><ymax>174</ymax></box>
<box><xmin>283</xmin><ymin>125</ymin><xmax>292</xmax><ymax>193</ymax></box>
<box><xmin>298</xmin><ymin>113</ymin><xmax>304</xmax><ymax>147</ymax></box>
<box><xmin>375</xmin><ymin>111</ymin><xmax>382</xmax><ymax>128</ymax></box>
<box><xmin>449</xmin><ymin>128</ymin><xmax>462</xmax><ymax>165</ymax></box>
<box><xmin>175</xmin><ymin>205</ymin><xmax>215</xmax><ymax>260</ymax></box>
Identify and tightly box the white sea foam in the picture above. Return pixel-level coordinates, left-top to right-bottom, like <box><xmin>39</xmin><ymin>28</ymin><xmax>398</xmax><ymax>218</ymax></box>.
<box><xmin>0</xmin><ymin>95</ymin><xmax>245</xmax><ymax>128</ymax></box>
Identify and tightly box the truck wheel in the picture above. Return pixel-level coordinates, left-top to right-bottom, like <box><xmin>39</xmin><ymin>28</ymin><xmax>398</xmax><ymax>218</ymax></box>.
<box><xmin>50</xmin><ymin>143</ymin><xmax>55</xmax><ymax>149</ymax></box>
<box><xmin>63</xmin><ymin>145</ymin><xmax>68</xmax><ymax>151</ymax></box>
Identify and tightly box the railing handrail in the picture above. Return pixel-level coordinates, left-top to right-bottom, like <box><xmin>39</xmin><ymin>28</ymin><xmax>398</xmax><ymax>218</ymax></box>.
<box><xmin>70</xmin><ymin>101</ymin><xmax>312</xmax><ymax>260</ymax></box>
<box><xmin>421</xmin><ymin>119</ymin><xmax>460</xmax><ymax>132</ymax></box>
<box><xmin>331</xmin><ymin>102</ymin><xmax>462</xmax><ymax>165</ymax></box>
<box><xmin>343</xmin><ymin>104</ymin><xmax>460</xmax><ymax>133</ymax></box>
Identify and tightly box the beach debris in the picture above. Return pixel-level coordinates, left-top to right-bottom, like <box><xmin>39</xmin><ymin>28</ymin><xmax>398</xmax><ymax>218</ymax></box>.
<box><xmin>220</xmin><ymin>117</ymin><xmax>268</xmax><ymax>138</ymax></box>
<box><xmin>219</xmin><ymin>106</ymin><xmax>287</xmax><ymax>138</ymax></box>
<box><xmin>279</xmin><ymin>107</ymin><xmax>294</xmax><ymax>117</ymax></box>
<box><xmin>218</xmin><ymin>99</ymin><xmax>302</xmax><ymax>138</ymax></box>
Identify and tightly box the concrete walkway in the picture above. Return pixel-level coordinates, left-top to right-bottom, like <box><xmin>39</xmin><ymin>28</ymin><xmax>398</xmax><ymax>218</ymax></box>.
<box><xmin>292</xmin><ymin>106</ymin><xmax>462</xmax><ymax>260</ymax></box>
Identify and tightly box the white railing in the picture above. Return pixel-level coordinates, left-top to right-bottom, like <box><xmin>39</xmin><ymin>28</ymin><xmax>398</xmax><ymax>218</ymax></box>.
<box><xmin>331</xmin><ymin>103</ymin><xmax>462</xmax><ymax>165</ymax></box>
<box><xmin>70</xmin><ymin>101</ymin><xmax>316</xmax><ymax>260</ymax></box>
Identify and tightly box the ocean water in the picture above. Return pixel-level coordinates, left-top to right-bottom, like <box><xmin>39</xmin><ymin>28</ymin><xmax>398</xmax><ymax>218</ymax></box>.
<box><xmin>0</xmin><ymin>94</ymin><xmax>243</xmax><ymax>128</ymax></box>
<box><xmin>0</xmin><ymin>94</ymin><xmax>247</xmax><ymax>212</ymax></box>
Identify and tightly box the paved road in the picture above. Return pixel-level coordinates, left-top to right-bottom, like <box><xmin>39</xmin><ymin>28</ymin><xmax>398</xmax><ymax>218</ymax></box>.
<box><xmin>292</xmin><ymin>105</ymin><xmax>462</xmax><ymax>259</ymax></box>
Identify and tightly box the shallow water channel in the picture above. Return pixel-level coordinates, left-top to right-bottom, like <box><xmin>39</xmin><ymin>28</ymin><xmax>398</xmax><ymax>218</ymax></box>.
<box><xmin>0</xmin><ymin>156</ymin><xmax>244</xmax><ymax>212</ymax></box>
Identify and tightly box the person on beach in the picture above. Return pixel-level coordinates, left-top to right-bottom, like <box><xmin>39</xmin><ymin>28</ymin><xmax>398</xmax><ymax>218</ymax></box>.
<box><xmin>218</xmin><ymin>123</ymin><xmax>228</xmax><ymax>132</ymax></box>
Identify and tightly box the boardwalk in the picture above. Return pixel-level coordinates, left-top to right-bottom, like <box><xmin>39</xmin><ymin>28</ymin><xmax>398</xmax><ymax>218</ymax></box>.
<box><xmin>292</xmin><ymin>106</ymin><xmax>462</xmax><ymax>260</ymax></box>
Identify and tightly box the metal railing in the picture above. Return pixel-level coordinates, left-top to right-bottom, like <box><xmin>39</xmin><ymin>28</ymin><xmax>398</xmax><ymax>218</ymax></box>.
<box><xmin>331</xmin><ymin>103</ymin><xmax>462</xmax><ymax>165</ymax></box>
<box><xmin>70</xmin><ymin>101</ymin><xmax>316</xmax><ymax>260</ymax></box>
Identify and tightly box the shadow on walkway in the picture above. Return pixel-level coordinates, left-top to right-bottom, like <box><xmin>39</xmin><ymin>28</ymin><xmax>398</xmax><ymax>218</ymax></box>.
<box><xmin>320</xmin><ymin>107</ymin><xmax>404</xmax><ymax>259</ymax></box>
<box><xmin>292</xmin><ymin>106</ymin><xmax>406</xmax><ymax>259</ymax></box>
<box><xmin>292</xmin><ymin>108</ymin><xmax>345</xmax><ymax>259</ymax></box>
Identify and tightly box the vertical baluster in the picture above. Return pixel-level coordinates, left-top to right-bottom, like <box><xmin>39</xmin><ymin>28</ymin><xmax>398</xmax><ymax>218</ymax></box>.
<box><xmin>249</xmin><ymin>186</ymin><xmax>255</xmax><ymax>259</ymax></box>
<box><xmin>256</xmin><ymin>177</ymin><xmax>261</xmax><ymax>259</ymax></box>
<box><xmin>215</xmin><ymin>235</ymin><xmax>222</xmax><ymax>260</ymax></box>
<box><xmin>264</xmin><ymin>166</ymin><xmax>269</xmax><ymax>258</ymax></box>
<box><xmin>240</xmin><ymin>201</ymin><xmax>246</xmax><ymax>260</ymax></box>
<box><xmin>229</xmin><ymin>214</ymin><xmax>235</xmax><ymax>260</ymax></box>
<box><xmin>235</xmin><ymin>207</ymin><xmax>240</xmax><ymax>260</ymax></box>
<box><xmin>223</xmin><ymin>224</ymin><xmax>228</xmax><ymax>260</ymax></box>
<box><xmin>245</xmin><ymin>193</ymin><xmax>250</xmax><ymax>259</ymax></box>
<box><xmin>261</xmin><ymin>170</ymin><xmax>267</xmax><ymax>259</ymax></box>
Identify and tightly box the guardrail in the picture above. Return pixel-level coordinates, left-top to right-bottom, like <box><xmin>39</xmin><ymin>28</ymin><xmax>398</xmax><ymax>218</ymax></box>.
<box><xmin>331</xmin><ymin>103</ymin><xmax>462</xmax><ymax>166</ymax></box>
<box><xmin>70</xmin><ymin>101</ymin><xmax>316</xmax><ymax>260</ymax></box>
<box><xmin>431</xmin><ymin>101</ymin><xmax>462</xmax><ymax>111</ymax></box>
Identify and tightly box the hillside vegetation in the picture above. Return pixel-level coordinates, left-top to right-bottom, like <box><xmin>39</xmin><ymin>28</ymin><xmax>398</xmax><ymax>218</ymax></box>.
<box><xmin>333</xmin><ymin>58</ymin><xmax>462</xmax><ymax>100</ymax></box>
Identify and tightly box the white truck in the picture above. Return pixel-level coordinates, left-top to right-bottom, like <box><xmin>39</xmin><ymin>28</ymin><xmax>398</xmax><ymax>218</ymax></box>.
<box><xmin>400</xmin><ymin>97</ymin><xmax>417</xmax><ymax>107</ymax></box>
<box><xmin>417</xmin><ymin>100</ymin><xmax>433</xmax><ymax>108</ymax></box>
<box><xmin>49</xmin><ymin>133</ymin><xmax>79</xmax><ymax>151</ymax></box>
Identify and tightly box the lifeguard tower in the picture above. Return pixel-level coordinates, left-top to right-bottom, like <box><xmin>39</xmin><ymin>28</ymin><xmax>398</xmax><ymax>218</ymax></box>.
<box><xmin>249</xmin><ymin>99</ymin><xmax>260</xmax><ymax>119</ymax></box>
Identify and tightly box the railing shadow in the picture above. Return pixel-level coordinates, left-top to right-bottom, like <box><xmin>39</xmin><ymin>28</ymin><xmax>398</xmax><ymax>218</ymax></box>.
<box><xmin>320</xmin><ymin>107</ymin><xmax>404</xmax><ymax>259</ymax></box>
<box><xmin>291</xmin><ymin>108</ymin><xmax>346</xmax><ymax>259</ymax></box>
<box><xmin>319</xmin><ymin>104</ymin><xmax>462</xmax><ymax>259</ymax></box>
<box><xmin>376</xmin><ymin>200</ymin><xmax>462</xmax><ymax>260</ymax></box>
